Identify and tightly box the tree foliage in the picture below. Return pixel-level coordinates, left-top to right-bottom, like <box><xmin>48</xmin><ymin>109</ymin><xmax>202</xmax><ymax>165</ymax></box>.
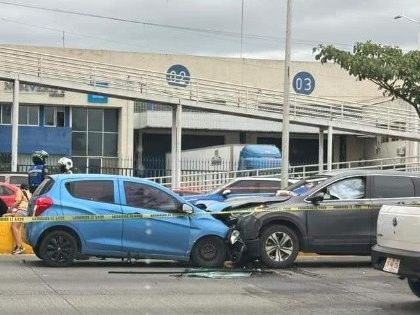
<box><xmin>314</xmin><ymin>41</ymin><xmax>420</xmax><ymax>116</ymax></box>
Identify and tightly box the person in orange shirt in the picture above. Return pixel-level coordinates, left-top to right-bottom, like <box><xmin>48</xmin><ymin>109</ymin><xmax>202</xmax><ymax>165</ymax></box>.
<box><xmin>2</xmin><ymin>183</ymin><xmax>32</xmax><ymax>254</ymax></box>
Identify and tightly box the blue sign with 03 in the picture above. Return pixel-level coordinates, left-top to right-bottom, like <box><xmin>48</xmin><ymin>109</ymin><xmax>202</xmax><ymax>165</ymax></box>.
<box><xmin>166</xmin><ymin>64</ymin><xmax>190</xmax><ymax>87</ymax></box>
<box><xmin>292</xmin><ymin>72</ymin><xmax>315</xmax><ymax>95</ymax></box>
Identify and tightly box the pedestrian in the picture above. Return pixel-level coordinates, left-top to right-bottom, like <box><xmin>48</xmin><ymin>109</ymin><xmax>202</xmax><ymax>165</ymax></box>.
<box><xmin>0</xmin><ymin>197</ymin><xmax>7</xmax><ymax>217</ymax></box>
<box><xmin>2</xmin><ymin>183</ymin><xmax>32</xmax><ymax>255</ymax></box>
<box><xmin>57</xmin><ymin>157</ymin><xmax>73</xmax><ymax>174</ymax></box>
<box><xmin>28</xmin><ymin>150</ymin><xmax>48</xmax><ymax>193</ymax></box>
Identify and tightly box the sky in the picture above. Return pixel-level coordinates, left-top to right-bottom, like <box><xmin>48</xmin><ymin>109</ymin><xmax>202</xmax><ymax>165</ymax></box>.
<box><xmin>0</xmin><ymin>0</ymin><xmax>418</xmax><ymax>61</ymax></box>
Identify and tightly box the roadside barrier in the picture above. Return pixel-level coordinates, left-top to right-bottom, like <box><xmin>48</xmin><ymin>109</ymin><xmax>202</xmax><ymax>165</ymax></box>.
<box><xmin>0</xmin><ymin>203</ymin><xmax>390</xmax><ymax>224</ymax></box>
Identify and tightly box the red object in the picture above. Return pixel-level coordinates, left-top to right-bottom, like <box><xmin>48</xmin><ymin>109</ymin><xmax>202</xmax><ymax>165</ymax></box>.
<box><xmin>0</xmin><ymin>182</ymin><xmax>18</xmax><ymax>208</ymax></box>
<box><xmin>34</xmin><ymin>196</ymin><xmax>53</xmax><ymax>216</ymax></box>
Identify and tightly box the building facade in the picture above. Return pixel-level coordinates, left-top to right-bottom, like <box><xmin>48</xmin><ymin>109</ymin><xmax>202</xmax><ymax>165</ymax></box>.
<box><xmin>0</xmin><ymin>45</ymin><xmax>414</xmax><ymax>174</ymax></box>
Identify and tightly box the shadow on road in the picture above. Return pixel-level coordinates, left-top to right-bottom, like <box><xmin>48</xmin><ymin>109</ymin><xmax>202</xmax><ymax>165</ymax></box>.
<box><xmin>19</xmin><ymin>256</ymin><xmax>371</xmax><ymax>270</ymax></box>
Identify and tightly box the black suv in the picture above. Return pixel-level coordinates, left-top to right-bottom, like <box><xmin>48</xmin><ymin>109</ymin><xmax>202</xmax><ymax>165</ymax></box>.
<box><xmin>232</xmin><ymin>170</ymin><xmax>420</xmax><ymax>268</ymax></box>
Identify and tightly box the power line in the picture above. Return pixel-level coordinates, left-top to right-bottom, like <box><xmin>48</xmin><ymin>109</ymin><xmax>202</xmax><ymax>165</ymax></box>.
<box><xmin>0</xmin><ymin>0</ymin><xmax>353</xmax><ymax>49</ymax></box>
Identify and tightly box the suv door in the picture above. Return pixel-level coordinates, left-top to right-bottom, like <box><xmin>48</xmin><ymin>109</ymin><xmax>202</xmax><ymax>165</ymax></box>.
<box><xmin>119</xmin><ymin>180</ymin><xmax>190</xmax><ymax>259</ymax></box>
<box><xmin>61</xmin><ymin>179</ymin><xmax>123</xmax><ymax>254</ymax></box>
<box><xmin>369</xmin><ymin>175</ymin><xmax>417</xmax><ymax>244</ymax></box>
<box><xmin>305</xmin><ymin>176</ymin><xmax>372</xmax><ymax>254</ymax></box>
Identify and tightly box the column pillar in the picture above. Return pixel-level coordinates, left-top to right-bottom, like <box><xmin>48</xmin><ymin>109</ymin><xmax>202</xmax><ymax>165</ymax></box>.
<box><xmin>171</xmin><ymin>103</ymin><xmax>182</xmax><ymax>189</ymax></box>
<box><xmin>327</xmin><ymin>124</ymin><xmax>333</xmax><ymax>172</ymax></box>
<box><xmin>11</xmin><ymin>79</ymin><xmax>19</xmax><ymax>172</ymax></box>
<box><xmin>318</xmin><ymin>128</ymin><xmax>324</xmax><ymax>173</ymax></box>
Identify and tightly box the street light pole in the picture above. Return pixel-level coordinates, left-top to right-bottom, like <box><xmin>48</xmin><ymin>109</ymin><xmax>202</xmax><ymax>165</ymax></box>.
<box><xmin>394</xmin><ymin>15</ymin><xmax>420</xmax><ymax>49</ymax></box>
<box><xmin>281</xmin><ymin>0</ymin><xmax>293</xmax><ymax>188</ymax></box>
<box><xmin>240</xmin><ymin>0</ymin><xmax>244</xmax><ymax>58</ymax></box>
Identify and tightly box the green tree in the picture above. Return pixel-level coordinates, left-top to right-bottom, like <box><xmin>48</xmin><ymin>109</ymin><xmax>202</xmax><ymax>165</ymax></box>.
<box><xmin>314</xmin><ymin>41</ymin><xmax>420</xmax><ymax>116</ymax></box>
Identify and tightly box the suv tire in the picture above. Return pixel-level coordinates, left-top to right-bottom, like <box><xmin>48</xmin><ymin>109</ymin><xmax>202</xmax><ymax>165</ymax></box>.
<box><xmin>408</xmin><ymin>278</ymin><xmax>420</xmax><ymax>298</ymax></box>
<box><xmin>39</xmin><ymin>230</ymin><xmax>78</xmax><ymax>267</ymax></box>
<box><xmin>259</xmin><ymin>225</ymin><xmax>299</xmax><ymax>268</ymax></box>
<box><xmin>191</xmin><ymin>236</ymin><xmax>226</xmax><ymax>268</ymax></box>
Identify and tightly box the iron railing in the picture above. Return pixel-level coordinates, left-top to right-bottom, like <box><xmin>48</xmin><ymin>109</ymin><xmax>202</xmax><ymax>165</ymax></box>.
<box><xmin>0</xmin><ymin>47</ymin><xmax>418</xmax><ymax>136</ymax></box>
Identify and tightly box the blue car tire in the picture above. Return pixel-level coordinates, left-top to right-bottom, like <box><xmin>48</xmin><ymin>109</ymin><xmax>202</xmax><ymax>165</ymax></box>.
<box><xmin>191</xmin><ymin>236</ymin><xmax>226</xmax><ymax>268</ymax></box>
<box><xmin>39</xmin><ymin>230</ymin><xmax>78</xmax><ymax>267</ymax></box>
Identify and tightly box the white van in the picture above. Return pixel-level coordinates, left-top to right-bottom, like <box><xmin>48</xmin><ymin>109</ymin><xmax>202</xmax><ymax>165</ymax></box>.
<box><xmin>372</xmin><ymin>205</ymin><xmax>420</xmax><ymax>297</ymax></box>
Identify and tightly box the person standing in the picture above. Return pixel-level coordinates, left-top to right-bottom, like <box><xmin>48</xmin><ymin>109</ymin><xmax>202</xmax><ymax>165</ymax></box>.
<box><xmin>2</xmin><ymin>183</ymin><xmax>31</xmax><ymax>255</ymax></box>
<box><xmin>28</xmin><ymin>150</ymin><xmax>48</xmax><ymax>193</ymax></box>
<box><xmin>57</xmin><ymin>157</ymin><xmax>73</xmax><ymax>174</ymax></box>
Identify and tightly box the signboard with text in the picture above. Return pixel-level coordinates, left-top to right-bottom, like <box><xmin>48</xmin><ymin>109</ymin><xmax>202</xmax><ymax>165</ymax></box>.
<box><xmin>88</xmin><ymin>81</ymin><xmax>108</xmax><ymax>103</ymax></box>
<box><xmin>292</xmin><ymin>72</ymin><xmax>315</xmax><ymax>95</ymax></box>
<box><xmin>166</xmin><ymin>64</ymin><xmax>190</xmax><ymax>87</ymax></box>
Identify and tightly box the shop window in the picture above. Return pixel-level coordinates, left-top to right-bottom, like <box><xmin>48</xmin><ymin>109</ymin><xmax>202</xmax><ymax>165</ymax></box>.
<box><xmin>88</xmin><ymin>132</ymin><xmax>103</xmax><ymax>156</ymax></box>
<box><xmin>88</xmin><ymin>109</ymin><xmax>102</xmax><ymax>131</ymax></box>
<box><xmin>19</xmin><ymin>105</ymin><xmax>39</xmax><ymax>126</ymax></box>
<box><xmin>72</xmin><ymin>108</ymin><xmax>87</xmax><ymax>131</ymax></box>
<box><xmin>103</xmin><ymin>133</ymin><xmax>118</xmax><ymax>156</ymax></box>
<box><xmin>72</xmin><ymin>132</ymin><xmax>87</xmax><ymax>156</ymax></box>
<box><xmin>44</xmin><ymin>106</ymin><xmax>66</xmax><ymax>127</ymax></box>
<box><xmin>57</xmin><ymin>108</ymin><xmax>65</xmax><ymax>127</ymax></box>
<box><xmin>104</xmin><ymin>109</ymin><xmax>118</xmax><ymax>132</ymax></box>
<box><xmin>0</xmin><ymin>104</ymin><xmax>11</xmax><ymax>124</ymax></box>
<box><xmin>44</xmin><ymin>106</ymin><xmax>55</xmax><ymax>126</ymax></box>
<box><xmin>71</xmin><ymin>108</ymin><xmax>119</xmax><ymax>162</ymax></box>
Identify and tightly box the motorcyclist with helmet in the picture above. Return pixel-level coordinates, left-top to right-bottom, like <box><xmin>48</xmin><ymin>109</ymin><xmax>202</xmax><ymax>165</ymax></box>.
<box><xmin>28</xmin><ymin>150</ymin><xmax>48</xmax><ymax>193</ymax></box>
<box><xmin>58</xmin><ymin>157</ymin><xmax>73</xmax><ymax>174</ymax></box>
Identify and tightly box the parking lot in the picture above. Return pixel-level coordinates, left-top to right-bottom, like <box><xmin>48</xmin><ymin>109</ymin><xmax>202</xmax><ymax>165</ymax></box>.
<box><xmin>0</xmin><ymin>255</ymin><xmax>419</xmax><ymax>315</ymax></box>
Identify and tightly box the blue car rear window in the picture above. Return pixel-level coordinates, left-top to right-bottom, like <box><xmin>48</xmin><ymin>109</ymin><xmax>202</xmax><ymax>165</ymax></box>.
<box><xmin>65</xmin><ymin>180</ymin><xmax>114</xmax><ymax>203</ymax></box>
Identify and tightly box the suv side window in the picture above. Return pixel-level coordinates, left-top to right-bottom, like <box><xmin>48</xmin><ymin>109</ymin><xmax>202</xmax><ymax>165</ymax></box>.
<box><xmin>123</xmin><ymin>182</ymin><xmax>180</xmax><ymax>212</ymax></box>
<box><xmin>65</xmin><ymin>180</ymin><xmax>114</xmax><ymax>203</ymax></box>
<box><xmin>371</xmin><ymin>176</ymin><xmax>414</xmax><ymax>198</ymax></box>
<box><xmin>321</xmin><ymin>177</ymin><xmax>366</xmax><ymax>200</ymax></box>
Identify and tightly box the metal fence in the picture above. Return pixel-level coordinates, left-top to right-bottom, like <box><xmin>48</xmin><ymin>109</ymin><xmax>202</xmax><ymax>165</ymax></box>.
<box><xmin>145</xmin><ymin>156</ymin><xmax>420</xmax><ymax>192</ymax></box>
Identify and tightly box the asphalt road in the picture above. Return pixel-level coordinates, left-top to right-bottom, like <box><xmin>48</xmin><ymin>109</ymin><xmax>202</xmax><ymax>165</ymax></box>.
<box><xmin>0</xmin><ymin>255</ymin><xmax>419</xmax><ymax>315</ymax></box>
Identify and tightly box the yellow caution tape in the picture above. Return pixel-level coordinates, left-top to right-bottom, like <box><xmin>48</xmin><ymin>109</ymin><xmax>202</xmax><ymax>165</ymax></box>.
<box><xmin>0</xmin><ymin>202</ymin><xmax>401</xmax><ymax>224</ymax></box>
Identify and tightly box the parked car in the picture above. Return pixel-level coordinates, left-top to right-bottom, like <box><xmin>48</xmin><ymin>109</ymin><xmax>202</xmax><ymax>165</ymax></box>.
<box><xmin>0</xmin><ymin>182</ymin><xmax>18</xmax><ymax>208</ymax></box>
<box><xmin>185</xmin><ymin>177</ymin><xmax>294</xmax><ymax>206</ymax></box>
<box><xmin>0</xmin><ymin>173</ymin><xmax>28</xmax><ymax>187</ymax></box>
<box><xmin>25</xmin><ymin>174</ymin><xmax>235</xmax><ymax>267</ymax></box>
<box><xmin>372</xmin><ymin>205</ymin><xmax>420</xmax><ymax>298</ymax></box>
<box><xmin>225</xmin><ymin>170</ymin><xmax>420</xmax><ymax>268</ymax></box>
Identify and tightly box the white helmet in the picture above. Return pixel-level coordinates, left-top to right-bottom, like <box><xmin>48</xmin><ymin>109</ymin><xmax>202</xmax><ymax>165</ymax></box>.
<box><xmin>58</xmin><ymin>157</ymin><xmax>73</xmax><ymax>173</ymax></box>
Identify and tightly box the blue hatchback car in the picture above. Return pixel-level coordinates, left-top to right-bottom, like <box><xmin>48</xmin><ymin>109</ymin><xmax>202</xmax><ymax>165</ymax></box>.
<box><xmin>25</xmin><ymin>174</ymin><xmax>230</xmax><ymax>267</ymax></box>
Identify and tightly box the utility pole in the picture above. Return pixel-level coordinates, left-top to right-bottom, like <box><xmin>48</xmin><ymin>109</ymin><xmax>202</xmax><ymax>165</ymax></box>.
<box><xmin>281</xmin><ymin>0</ymin><xmax>293</xmax><ymax>188</ymax></box>
<box><xmin>240</xmin><ymin>0</ymin><xmax>244</xmax><ymax>58</ymax></box>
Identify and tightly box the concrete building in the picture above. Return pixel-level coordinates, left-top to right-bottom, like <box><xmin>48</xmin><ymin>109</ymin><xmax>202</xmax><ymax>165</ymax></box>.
<box><xmin>0</xmin><ymin>45</ymin><xmax>415</xmax><ymax>174</ymax></box>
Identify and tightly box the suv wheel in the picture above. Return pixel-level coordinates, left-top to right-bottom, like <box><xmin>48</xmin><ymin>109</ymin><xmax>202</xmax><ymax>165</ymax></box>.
<box><xmin>408</xmin><ymin>278</ymin><xmax>420</xmax><ymax>298</ymax></box>
<box><xmin>191</xmin><ymin>236</ymin><xmax>226</xmax><ymax>268</ymax></box>
<box><xmin>259</xmin><ymin>225</ymin><xmax>299</xmax><ymax>268</ymax></box>
<box><xmin>39</xmin><ymin>230</ymin><xmax>78</xmax><ymax>267</ymax></box>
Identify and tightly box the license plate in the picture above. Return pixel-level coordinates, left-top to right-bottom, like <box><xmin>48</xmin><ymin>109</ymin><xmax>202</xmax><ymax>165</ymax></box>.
<box><xmin>383</xmin><ymin>257</ymin><xmax>400</xmax><ymax>274</ymax></box>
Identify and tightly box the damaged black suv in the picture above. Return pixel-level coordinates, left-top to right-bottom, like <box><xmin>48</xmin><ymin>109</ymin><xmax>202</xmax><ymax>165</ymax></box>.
<box><xmin>223</xmin><ymin>170</ymin><xmax>420</xmax><ymax>268</ymax></box>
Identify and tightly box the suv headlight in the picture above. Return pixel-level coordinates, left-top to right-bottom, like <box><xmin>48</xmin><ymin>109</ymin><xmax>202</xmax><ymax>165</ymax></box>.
<box><xmin>230</xmin><ymin>230</ymin><xmax>241</xmax><ymax>244</ymax></box>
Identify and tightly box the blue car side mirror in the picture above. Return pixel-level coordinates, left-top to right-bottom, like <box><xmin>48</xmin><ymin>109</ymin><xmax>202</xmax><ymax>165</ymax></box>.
<box><xmin>182</xmin><ymin>204</ymin><xmax>194</xmax><ymax>214</ymax></box>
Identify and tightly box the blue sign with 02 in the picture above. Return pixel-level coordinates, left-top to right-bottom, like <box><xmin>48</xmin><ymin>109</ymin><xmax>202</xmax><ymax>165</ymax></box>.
<box><xmin>166</xmin><ymin>64</ymin><xmax>190</xmax><ymax>87</ymax></box>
